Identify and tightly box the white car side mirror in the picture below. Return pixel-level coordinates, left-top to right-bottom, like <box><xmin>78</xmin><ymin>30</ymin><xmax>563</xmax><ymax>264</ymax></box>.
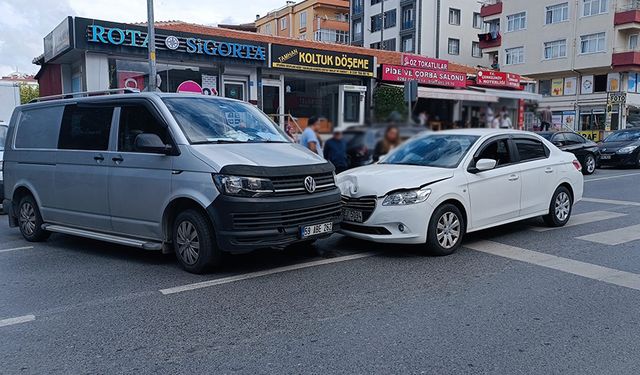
<box><xmin>475</xmin><ymin>158</ymin><xmax>497</xmax><ymax>172</ymax></box>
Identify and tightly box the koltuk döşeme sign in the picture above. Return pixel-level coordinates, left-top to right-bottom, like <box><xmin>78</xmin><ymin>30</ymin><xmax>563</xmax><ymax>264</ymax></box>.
<box><xmin>270</xmin><ymin>44</ymin><xmax>375</xmax><ymax>77</ymax></box>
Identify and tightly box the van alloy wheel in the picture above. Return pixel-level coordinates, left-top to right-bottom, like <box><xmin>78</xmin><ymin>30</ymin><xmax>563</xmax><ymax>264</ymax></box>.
<box><xmin>554</xmin><ymin>192</ymin><xmax>571</xmax><ymax>222</ymax></box>
<box><xmin>19</xmin><ymin>202</ymin><xmax>37</xmax><ymax>236</ymax></box>
<box><xmin>436</xmin><ymin>212</ymin><xmax>460</xmax><ymax>249</ymax></box>
<box><xmin>176</xmin><ymin>221</ymin><xmax>200</xmax><ymax>266</ymax></box>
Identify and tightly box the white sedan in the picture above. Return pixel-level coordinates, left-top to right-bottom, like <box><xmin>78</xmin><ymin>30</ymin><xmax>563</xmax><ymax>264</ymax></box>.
<box><xmin>337</xmin><ymin>129</ymin><xmax>584</xmax><ymax>255</ymax></box>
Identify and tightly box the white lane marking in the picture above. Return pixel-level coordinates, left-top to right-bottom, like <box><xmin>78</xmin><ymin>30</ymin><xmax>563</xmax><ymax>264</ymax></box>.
<box><xmin>529</xmin><ymin>211</ymin><xmax>627</xmax><ymax>232</ymax></box>
<box><xmin>576</xmin><ymin>224</ymin><xmax>640</xmax><ymax>246</ymax></box>
<box><xmin>466</xmin><ymin>240</ymin><xmax>640</xmax><ymax>291</ymax></box>
<box><xmin>160</xmin><ymin>252</ymin><xmax>377</xmax><ymax>295</ymax></box>
<box><xmin>0</xmin><ymin>314</ymin><xmax>35</xmax><ymax>328</ymax></box>
<box><xmin>581</xmin><ymin>197</ymin><xmax>640</xmax><ymax>207</ymax></box>
<box><xmin>585</xmin><ymin>172</ymin><xmax>640</xmax><ymax>182</ymax></box>
<box><xmin>0</xmin><ymin>246</ymin><xmax>34</xmax><ymax>254</ymax></box>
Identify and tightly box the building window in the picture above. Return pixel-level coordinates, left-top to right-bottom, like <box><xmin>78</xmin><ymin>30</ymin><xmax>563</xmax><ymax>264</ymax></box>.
<box><xmin>580</xmin><ymin>32</ymin><xmax>605</xmax><ymax>53</ymax></box>
<box><xmin>371</xmin><ymin>14</ymin><xmax>382</xmax><ymax>32</ymax></box>
<box><xmin>630</xmin><ymin>34</ymin><xmax>638</xmax><ymax>50</ymax></box>
<box><xmin>583</xmin><ymin>0</ymin><xmax>608</xmax><ymax>17</ymax></box>
<box><xmin>280</xmin><ymin>17</ymin><xmax>287</xmax><ymax>30</ymax></box>
<box><xmin>539</xmin><ymin>80</ymin><xmax>552</xmax><ymax>96</ymax></box>
<box><xmin>449</xmin><ymin>8</ymin><xmax>461</xmax><ymax>25</ymax></box>
<box><xmin>371</xmin><ymin>38</ymin><xmax>396</xmax><ymax>51</ymax></box>
<box><xmin>371</xmin><ymin>0</ymin><xmax>381</xmax><ymax>4</ymax></box>
<box><xmin>402</xmin><ymin>35</ymin><xmax>414</xmax><ymax>52</ymax></box>
<box><xmin>473</xmin><ymin>12</ymin><xmax>483</xmax><ymax>29</ymax></box>
<box><xmin>544</xmin><ymin>39</ymin><xmax>567</xmax><ymax>59</ymax></box>
<box><xmin>402</xmin><ymin>6</ymin><xmax>415</xmax><ymax>29</ymax></box>
<box><xmin>448</xmin><ymin>38</ymin><xmax>460</xmax><ymax>55</ymax></box>
<box><xmin>505</xmin><ymin>46</ymin><xmax>525</xmax><ymax>65</ymax></box>
<box><xmin>299</xmin><ymin>33</ymin><xmax>307</xmax><ymax>40</ymax></box>
<box><xmin>264</xmin><ymin>24</ymin><xmax>272</xmax><ymax>35</ymax></box>
<box><xmin>506</xmin><ymin>12</ymin><xmax>526</xmax><ymax>32</ymax></box>
<box><xmin>353</xmin><ymin>21</ymin><xmax>363</xmax><ymax>40</ymax></box>
<box><xmin>472</xmin><ymin>42</ymin><xmax>482</xmax><ymax>58</ymax></box>
<box><xmin>594</xmin><ymin>74</ymin><xmax>607</xmax><ymax>92</ymax></box>
<box><xmin>546</xmin><ymin>3</ymin><xmax>569</xmax><ymax>24</ymax></box>
<box><xmin>353</xmin><ymin>0</ymin><xmax>364</xmax><ymax>13</ymax></box>
<box><xmin>315</xmin><ymin>29</ymin><xmax>350</xmax><ymax>44</ymax></box>
<box><xmin>299</xmin><ymin>11</ymin><xmax>307</xmax><ymax>28</ymax></box>
<box><xmin>384</xmin><ymin>9</ymin><xmax>397</xmax><ymax>28</ymax></box>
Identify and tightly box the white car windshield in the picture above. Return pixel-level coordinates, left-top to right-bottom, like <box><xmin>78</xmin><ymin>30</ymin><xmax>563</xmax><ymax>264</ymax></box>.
<box><xmin>381</xmin><ymin>134</ymin><xmax>479</xmax><ymax>168</ymax></box>
<box><xmin>163</xmin><ymin>97</ymin><xmax>290</xmax><ymax>144</ymax></box>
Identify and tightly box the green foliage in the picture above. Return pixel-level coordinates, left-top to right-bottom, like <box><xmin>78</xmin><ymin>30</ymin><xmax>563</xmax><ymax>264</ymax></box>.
<box><xmin>19</xmin><ymin>84</ymin><xmax>39</xmax><ymax>104</ymax></box>
<box><xmin>373</xmin><ymin>85</ymin><xmax>407</xmax><ymax>122</ymax></box>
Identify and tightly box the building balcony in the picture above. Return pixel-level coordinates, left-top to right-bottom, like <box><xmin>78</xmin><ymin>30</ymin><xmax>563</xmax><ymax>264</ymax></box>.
<box><xmin>615</xmin><ymin>3</ymin><xmax>640</xmax><ymax>30</ymax></box>
<box><xmin>478</xmin><ymin>32</ymin><xmax>501</xmax><ymax>51</ymax></box>
<box><xmin>612</xmin><ymin>48</ymin><xmax>640</xmax><ymax>69</ymax></box>
<box><xmin>480</xmin><ymin>1</ymin><xmax>503</xmax><ymax>18</ymax></box>
<box><xmin>315</xmin><ymin>18</ymin><xmax>349</xmax><ymax>32</ymax></box>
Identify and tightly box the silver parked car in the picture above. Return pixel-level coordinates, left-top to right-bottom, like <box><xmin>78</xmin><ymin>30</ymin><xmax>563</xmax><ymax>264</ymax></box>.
<box><xmin>2</xmin><ymin>92</ymin><xmax>341</xmax><ymax>273</ymax></box>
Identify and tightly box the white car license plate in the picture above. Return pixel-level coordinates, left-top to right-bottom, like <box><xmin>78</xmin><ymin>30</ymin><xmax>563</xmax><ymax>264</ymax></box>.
<box><xmin>301</xmin><ymin>222</ymin><xmax>333</xmax><ymax>238</ymax></box>
<box><xmin>342</xmin><ymin>208</ymin><xmax>364</xmax><ymax>223</ymax></box>
<box><xmin>601</xmin><ymin>154</ymin><xmax>612</xmax><ymax>160</ymax></box>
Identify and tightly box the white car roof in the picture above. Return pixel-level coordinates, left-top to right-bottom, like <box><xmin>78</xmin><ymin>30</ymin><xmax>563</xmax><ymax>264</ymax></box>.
<box><xmin>430</xmin><ymin>129</ymin><xmax>535</xmax><ymax>137</ymax></box>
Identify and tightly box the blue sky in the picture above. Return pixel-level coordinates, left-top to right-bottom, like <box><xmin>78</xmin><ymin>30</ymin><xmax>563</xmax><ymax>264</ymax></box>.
<box><xmin>0</xmin><ymin>0</ymin><xmax>283</xmax><ymax>76</ymax></box>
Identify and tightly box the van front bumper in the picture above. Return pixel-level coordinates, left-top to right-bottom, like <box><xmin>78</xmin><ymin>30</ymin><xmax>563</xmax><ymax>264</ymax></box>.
<box><xmin>207</xmin><ymin>188</ymin><xmax>342</xmax><ymax>253</ymax></box>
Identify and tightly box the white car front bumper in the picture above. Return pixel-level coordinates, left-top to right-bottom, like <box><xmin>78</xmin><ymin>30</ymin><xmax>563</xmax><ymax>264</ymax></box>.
<box><xmin>340</xmin><ymin>197</ymin><xmax>434</xmax><ymax>244</ymax></box>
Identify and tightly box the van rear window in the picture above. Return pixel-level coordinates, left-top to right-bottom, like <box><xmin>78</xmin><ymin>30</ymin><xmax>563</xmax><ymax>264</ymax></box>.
<box><xmin>15</xmin><ymin>106</ymin><xmax>64</xmax><ymax>149</ymax></box>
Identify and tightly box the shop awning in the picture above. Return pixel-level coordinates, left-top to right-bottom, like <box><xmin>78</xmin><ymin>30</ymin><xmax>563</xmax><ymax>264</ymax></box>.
<box><xmin>417</xmin><ymin>86</ymin><xmax>499</xmax><ymax>102</ymax></box>
<box><xmin>469</xmin><ymin>87</ymin><xmax>543</xmax><ymax>101</ymax></box>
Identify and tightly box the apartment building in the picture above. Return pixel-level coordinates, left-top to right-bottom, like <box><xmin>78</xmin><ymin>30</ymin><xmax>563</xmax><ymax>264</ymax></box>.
<box><xmin>255</xmin><ymin>0</ymin><xmax>350</xmax><ymax>44</ymax></box>
<box><xmin>479</xmin><ymin>0</ymin><xmax>640</xmax><ymax>134</ymax></box>
<box><xmin>350</xmin><ymin>0</ymin><xmax>491</xmax><ymax>67</ymax></box>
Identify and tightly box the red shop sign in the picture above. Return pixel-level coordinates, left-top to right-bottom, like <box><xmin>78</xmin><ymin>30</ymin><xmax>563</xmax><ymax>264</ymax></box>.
<box><xmin>401</xmin><ymin>54</ymin><xmax>449</xmax><ymax>71</ymax></box>
<box><xmin>381</xmin><ymin>64</ymin><xmax>467</xmax><ymax>88</ymax></box>
<box><xmin>476</xmin><ymin>70</ymin><xmax>521</xmax><ymax>89</ymax></box>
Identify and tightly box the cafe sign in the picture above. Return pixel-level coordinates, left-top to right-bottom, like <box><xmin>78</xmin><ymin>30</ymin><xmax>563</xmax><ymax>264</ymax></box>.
<box><xmin>270</xmin><ymin>44</ymin><xmax>374</xmax><ymax>77</ymax></box>
<box><xmin>381</xmin><ymin>64</ymin><xmax>467</xmax><ymax>88</ymax></box>
<box><xmin>401</xmin><ymin>54</ymin><xmax>449</xmax><ymax>71</ymax></box>
<box><xmin>476</xmin><ymin>70</ymin><xmax>521</xmax><ymax>89</ymax></box>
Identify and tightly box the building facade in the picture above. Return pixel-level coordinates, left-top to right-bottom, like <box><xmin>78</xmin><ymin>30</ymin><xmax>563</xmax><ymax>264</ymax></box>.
<box><xmin>255</xmin><ymin>0</ymin><xmax>350</xmax><ymax>45</ymax></box>
<box><xmin>479</xmin><ymin>0</ymin><xmax>640</xmax><ymax>137</ymax></box>
<box><xmin>350</xmin><ymin>0</ymin><xmax>491</xmax><ymax>67</ymax></box>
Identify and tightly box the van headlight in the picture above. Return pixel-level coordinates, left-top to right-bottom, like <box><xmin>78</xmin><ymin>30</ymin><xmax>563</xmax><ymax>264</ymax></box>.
<box><xmin>617</xmin><ymin>145</ymin><xmax>638</xmax><ymax>154</ymax></box>
<box><xmin>382</xmin><ymin>187</ymin><xmax>431</xmax><ymax>206</ymax></box>
<box><xmin>212</xmin><ymin>174</ymin><xmax>274</xmax><ymax>197</ymax></box>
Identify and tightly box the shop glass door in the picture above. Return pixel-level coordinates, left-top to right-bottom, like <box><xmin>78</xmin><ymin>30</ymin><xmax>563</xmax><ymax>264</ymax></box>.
<box><xmin>262</xmin><ymin>85</ymin><xmax>281</xmax><ymax>121</ymax></box>
<box><xmin>338</xmin><ymin>85</ymin><xmax>366</xmax><ymax>129</ymax></box>
<box><xmin>224</xmin><ymin>82</ymin><xmax>246</xmax><ymax>101</ymax></box>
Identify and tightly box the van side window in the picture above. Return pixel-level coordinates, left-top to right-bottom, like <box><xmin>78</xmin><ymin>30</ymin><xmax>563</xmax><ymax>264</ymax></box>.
<box><xmin>15</xmin><ymin>106</ymin><xmax>64</xmax><ymax>149</ymax></box>
<box><xmin>118</xmin><ymin>105</ymin><xmax>170</xmax><ymax>152</ymax></box>
<box><xmin>58</xmin><ymin>105</ymin><xmax>114</xmax><ymax>150</ymax></box>
<box><xmin>477</xmin><ymin>139</ymin><xmax>513</xmax><ymax>167</ymax></box>
<box><xmin>514</xmin><ymin>138</ymin><xmax>548</xmax><ymax>162</ymax></box>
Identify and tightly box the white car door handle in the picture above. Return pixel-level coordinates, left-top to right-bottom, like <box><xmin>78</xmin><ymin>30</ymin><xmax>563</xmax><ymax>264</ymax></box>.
<box><xmin>508</xmin><ymin>174</ymin><xmax>519</xmax><ymax>181</ymax></box>
<box><xmin>545</xmin><ymin>167</ymin><xmax>554</xmax><ymax>173</ymax></box>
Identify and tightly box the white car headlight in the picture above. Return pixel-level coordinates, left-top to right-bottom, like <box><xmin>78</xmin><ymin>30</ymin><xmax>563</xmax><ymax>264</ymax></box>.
<box><xmin>617</xmin><ymin>145</ymin><xmax>638</xmax><ymax>154</ymax></box>
<box><xmin>382</xmin><ymin>187</ymin><xmax>432</xmax><ymax>206</ymax></box>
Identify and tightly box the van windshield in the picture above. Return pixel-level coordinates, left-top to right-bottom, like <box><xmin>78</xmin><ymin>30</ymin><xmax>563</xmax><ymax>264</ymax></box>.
<box><xmin>0</xmin><ymin>125</ymin><xmax>7</xmax><ymax>151</ymax></box>
<box><xmin>163</xmin><ymin>97</ymin><xmax>289</xmax><ymax>144</ymax></box>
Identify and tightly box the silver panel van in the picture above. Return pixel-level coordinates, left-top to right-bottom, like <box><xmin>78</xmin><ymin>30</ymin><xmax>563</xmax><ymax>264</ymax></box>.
<box><xmin>3</xmin><ymin>92</ymin><xmax>341</xmax><ymax>273</ymax></box>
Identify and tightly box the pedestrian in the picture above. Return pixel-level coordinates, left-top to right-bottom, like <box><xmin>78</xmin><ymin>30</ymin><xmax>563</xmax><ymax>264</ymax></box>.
<box><xmin>486</xmin><ymin>103</ymin><xmax>495</xmax><ymax>128</ymax></box>
<box><xmin>323</xmin><ymin>129</ymin><xmax>349</xmax><ymax>173</ymax></box>
<box><xmin>540</xmin><ymin>106</ymin><xmax>552</xmax><ymax>131</ymax></box>
<box><xmin>500</xmin><ymin>112</ymin><xmax>513</xmax><ymax>129</ymax></box>
<box><xmin>299</xmin><ymin>116</ymin><xmax>323</xmax><ymax>156</ymax></box>
<box><xmin>491</xmin><ymin>114</ymin><xmax>501</xmax><ymax>129</ymax></box>
<box><xmin>373</xmin><ymin>125</ymin><xmax>400</xmax><ymax>162</ymax></box>
<box><xmin>418</xmin><ymin>111</ymin><xmax>429</xmax><ymax>127</ymax></box>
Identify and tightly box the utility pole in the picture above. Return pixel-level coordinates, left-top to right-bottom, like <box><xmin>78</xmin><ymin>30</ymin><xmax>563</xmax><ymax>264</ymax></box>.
<box><xmin>147</xmin><ymin>0</ymin><xmax>157</xmax><ymax>91</ymax></box>
<box><xmin>380</xmin><ymin>0</ymin><xmax>384</xmax><ymax>50</ymax></box>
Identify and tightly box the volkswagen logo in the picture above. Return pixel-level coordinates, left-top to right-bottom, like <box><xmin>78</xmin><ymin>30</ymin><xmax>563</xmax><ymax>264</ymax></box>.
<box><xmin>164</xmin><ymin>36</ymin><xmax>180</xmax><ymax>50</ymax></box>
<box><xmin>304</xmin><ymin>176</ymin><xmax>316</xmax><ymax>193</ymax></box>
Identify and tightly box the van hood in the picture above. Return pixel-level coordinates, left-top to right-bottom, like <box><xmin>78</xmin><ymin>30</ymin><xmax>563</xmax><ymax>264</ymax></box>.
<box><xmin>337</xmin><ymin>164</ymin><xmax>454</xmax><ymax>198</ymax></box>
<box><xmin>189</xmin><ymin>142</ymin><xmax>325</xmax><ymax>170</ymax></box>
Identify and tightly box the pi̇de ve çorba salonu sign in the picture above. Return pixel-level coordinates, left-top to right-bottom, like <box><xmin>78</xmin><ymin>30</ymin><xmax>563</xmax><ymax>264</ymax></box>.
<box><xmin>270</xmin><ymin>44</ymin><xmax>375</xmax><ymax>77</ymax></box>
<box><xmin>85</xmin><ymin>24</ymin><xmax>267</xmax><ymax>61</ymax></box>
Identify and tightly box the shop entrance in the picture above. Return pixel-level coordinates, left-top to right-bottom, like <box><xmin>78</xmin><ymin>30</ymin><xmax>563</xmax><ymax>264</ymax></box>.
<box><xmin>262</xmin><ymin>78</ymin><xmax>284</xmax><ymax>126</ymax></box>
<box><xmin>224</xmin><ymin>76</ymin><xmax>248</xmax><ymax>101</ymax></box>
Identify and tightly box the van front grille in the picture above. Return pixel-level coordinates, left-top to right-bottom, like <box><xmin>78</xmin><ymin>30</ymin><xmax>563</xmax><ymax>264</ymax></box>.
<box><xmin>231</xmin><ymin>201</ymin><xmax>342</xmax><ymax>231</ymax></box>
<box><xmin>271</xmin><ymin>172</ymin><xmax>335</xmax><ymax>196</ymax></box>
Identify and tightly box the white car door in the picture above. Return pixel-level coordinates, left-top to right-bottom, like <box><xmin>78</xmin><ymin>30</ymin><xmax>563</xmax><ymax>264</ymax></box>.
<box><xmin>466</xmin><ymin>137</ymin><xmax>522</xmax><ymax>229</ymax></box>
<box><xmin>513</xmin><ymin>137</ymin><xmax>557</xmax><ymax>217</ymax></box>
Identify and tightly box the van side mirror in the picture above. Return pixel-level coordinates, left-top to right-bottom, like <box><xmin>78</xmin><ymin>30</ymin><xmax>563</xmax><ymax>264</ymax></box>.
<box><xmin>470</xmin><ymin>158</ymin><xmax>497</xmax><ymax>173</ymax></box>
<box><xmin>134</xmin><ymin>133</ymin><xmax>172</xmax><ymax>154</ymax></box>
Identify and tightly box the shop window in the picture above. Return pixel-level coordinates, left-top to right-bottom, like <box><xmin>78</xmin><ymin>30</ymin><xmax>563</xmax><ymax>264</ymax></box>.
<box><xmin>593</xmin><ymin>74</ymin><xmax>607</xmax><ymax>92</ymax></box>
<box><xmin>58</xmin><ymin>105</ymin><xmax>114</xmax><ymax>151</ymax></box>
<box><xmin>118</xmin><ymin>105</ymin><xmax>170</xmax><ymax>152</ymax></box>
<box><xmin>539</xmin><ymin>80</ymin><xmax>552</xmax><ymax>96</ymax></box>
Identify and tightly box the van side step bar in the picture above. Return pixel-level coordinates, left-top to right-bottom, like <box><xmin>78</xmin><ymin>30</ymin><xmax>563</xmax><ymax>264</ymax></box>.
<box><xmin>42</xmin><ymin>224</ymin><xmax>163</xmax><ymax>251</ymax></box>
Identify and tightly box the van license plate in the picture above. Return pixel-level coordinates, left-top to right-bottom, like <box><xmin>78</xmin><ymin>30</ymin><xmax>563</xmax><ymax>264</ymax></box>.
<box><xmin>301</xmin><ymin>222</ymin><xmax>333</xmax><ymax>238</ymax></box>
<box><xmin>342</xmin><ymin>208</ymin><xmax>364</xmax><ymax>223</ymax></box>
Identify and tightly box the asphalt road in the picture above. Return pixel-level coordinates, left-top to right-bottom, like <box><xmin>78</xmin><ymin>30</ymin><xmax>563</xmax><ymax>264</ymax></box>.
<box><xmin>2</xmin><ymin>168</ymin><xmax>640</xmax><ymax>374</ymax></box>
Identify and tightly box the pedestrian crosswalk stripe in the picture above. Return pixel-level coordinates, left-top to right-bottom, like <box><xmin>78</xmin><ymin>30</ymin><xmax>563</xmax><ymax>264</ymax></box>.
<box><xmin>466</xmin><ymin>240</ymin><xmax>640</xmax><ymax>292</ymax></box>
<box><xmin>529</xmin><ymin>211</ymin><xmax>626</xmax><ymax>232</ymax></box>
<box><xmin>581</xmin><ymin>197</ymin><xmax>640</xmax><ymax>207</ymax></box>
<box><xmin>576</xmin><ymin>224</ymin><xmax>640</xmax><ymax>246</ymax></box>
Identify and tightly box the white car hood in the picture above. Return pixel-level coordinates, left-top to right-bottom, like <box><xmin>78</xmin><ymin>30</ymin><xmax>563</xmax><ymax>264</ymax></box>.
<box><xmin>337</xmin><ymin>164</ymin><xmax>454</xmax><ymax>198</ymax></box>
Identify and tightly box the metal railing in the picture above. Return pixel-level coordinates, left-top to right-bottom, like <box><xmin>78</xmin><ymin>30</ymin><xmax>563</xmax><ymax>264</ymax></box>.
<box><xmin>617</xmin><ymin>0</ymin><xmax>640</xmax><ymax>12</ymax></box>
<box><xmin>29</xmin><ymin>88</ymin><xmax>140</xmax><ymax>103</ymax></box>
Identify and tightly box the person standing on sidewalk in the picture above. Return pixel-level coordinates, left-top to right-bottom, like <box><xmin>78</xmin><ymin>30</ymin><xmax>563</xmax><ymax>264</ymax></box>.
<box><xmin>299</xmin><ymin>116</ymin><xmax>323</xmax><ymax>156</ymax></box>
<box><xmin>324</xmin><ymin>129</ymin><xmax>349</xmax><ymax>173</ymax></box>
<box><xmin>540</xmin><ymin>106</ymin><xmax>553</xmax><ymax>131</ymax></box>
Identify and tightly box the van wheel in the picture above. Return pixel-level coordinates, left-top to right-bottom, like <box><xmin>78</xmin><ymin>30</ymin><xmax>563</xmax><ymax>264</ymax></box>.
<box><xmin>18</xmin><ymin>195</ymin><xmax>50</xmax><ymax>242</ymax></box>
<box><xmin>543</xmin><ymin>186</ymin><xmax>572</xmax><ymax>227</ymax></box>
<box><xmin>426</xmin><ymin>203</ymin><xmax>465</xmax><ymax>256</ymax></box>
<box><xmin>173</xmin><ymin>209</ymin><xmax>221</xmax><ymax>274</ymax></box>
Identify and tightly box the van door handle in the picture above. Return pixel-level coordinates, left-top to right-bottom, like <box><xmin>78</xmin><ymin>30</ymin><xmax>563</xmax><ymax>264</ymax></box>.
<box><xmin>545</xmin><ymin>167</ymin><xmax>554</xmax><ymax>174</ymax></box>
<box><xmin>508</xmin><ymin>174</ymin><xmax>519</xmax><ymax>181</ymax></box>
<box><xmin>112</xmin><ymin>155</ymin><xmax>124</xmax><ymax>164</ymax></box>
<box><xmin>94</xmin><ymin>154</ymin><xmax>104</xmax><ymax>162</ymax></box>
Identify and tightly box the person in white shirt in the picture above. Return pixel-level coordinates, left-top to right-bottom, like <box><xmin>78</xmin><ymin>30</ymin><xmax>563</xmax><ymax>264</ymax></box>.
<box><xmin>500</xmin><ymin>113</ymin><xmax>513</xmax><ymax>129</ymax></box>
<box><xmin>491</xmin><ymin>115</ymin><xmax>501</xmax><ymax>129</ymax></box>
<box><xmin>485</xmin><ymin>104</ymin><xmax>495</xmax><ymax>128</ymax></box>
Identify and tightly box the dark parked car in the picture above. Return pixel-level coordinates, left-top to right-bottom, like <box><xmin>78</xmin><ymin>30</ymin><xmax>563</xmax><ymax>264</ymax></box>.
<box><xmin>342</xmin><ymin>125</ymin><xmax>427</xmax><ymax>169</ymax></box>
<box><xmin>539</xmin><ymin>131</ymin><xmax>600</xmax><ymax>175</ymax></box>
<box><xmin>597</xmin><ymin>128</ymin><xmax>640</xmax><ymax>168</ymax></box>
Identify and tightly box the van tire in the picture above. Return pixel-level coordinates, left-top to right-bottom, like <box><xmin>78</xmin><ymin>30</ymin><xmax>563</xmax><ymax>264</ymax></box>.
<box><xmin>17</xmin><ymin>195</ymin><xmax>50</xmax><ymax>242</ymax></box>
<box><xmin>173</xmin><ymin>209</ymin><xmax>221</xmax><ymax>274</ymax></box>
